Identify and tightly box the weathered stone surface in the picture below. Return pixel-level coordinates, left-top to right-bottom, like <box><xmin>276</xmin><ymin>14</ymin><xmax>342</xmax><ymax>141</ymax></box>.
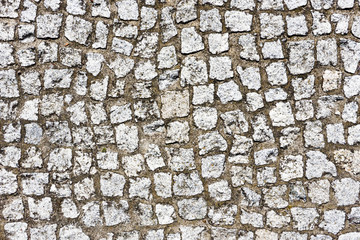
<box><xmin>1</xmin><ymin>1</ymin><xmax>359</xmax><ymax>238</ymax></box>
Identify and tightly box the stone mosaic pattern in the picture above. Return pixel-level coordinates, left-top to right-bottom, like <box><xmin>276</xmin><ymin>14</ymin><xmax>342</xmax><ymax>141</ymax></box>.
<box><xmin>1</xmin><ymin>0</ymin><xmax>360</xmax><ymax>239</ymax></box>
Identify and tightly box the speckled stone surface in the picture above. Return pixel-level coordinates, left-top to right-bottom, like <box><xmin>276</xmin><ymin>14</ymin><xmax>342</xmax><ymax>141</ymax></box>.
<box><xmin>1</xmin><ymin>0</ymin><xmax>360</xmax><ymax>239</ymax></box>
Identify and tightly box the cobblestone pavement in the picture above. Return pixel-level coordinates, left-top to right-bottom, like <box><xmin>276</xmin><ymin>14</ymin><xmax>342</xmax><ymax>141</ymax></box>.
<box><xmin>1</xmin><ymin>0</ymin><xmax>360</xmax><ymax>239</ymax></box>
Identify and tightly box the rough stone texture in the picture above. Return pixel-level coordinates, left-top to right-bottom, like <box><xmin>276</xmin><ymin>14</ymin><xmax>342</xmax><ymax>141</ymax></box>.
<box><xmin>1</xmin><ymin>1</ymin><xmax>360</xmax><ymax>239</ymax></box>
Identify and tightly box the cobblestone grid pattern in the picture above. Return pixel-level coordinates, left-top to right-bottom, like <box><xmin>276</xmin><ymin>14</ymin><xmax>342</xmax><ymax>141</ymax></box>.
<box><xmin>2</xmin><ymin>0</ymin><xmax>360</xmax><ymax>239</ymax></box>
